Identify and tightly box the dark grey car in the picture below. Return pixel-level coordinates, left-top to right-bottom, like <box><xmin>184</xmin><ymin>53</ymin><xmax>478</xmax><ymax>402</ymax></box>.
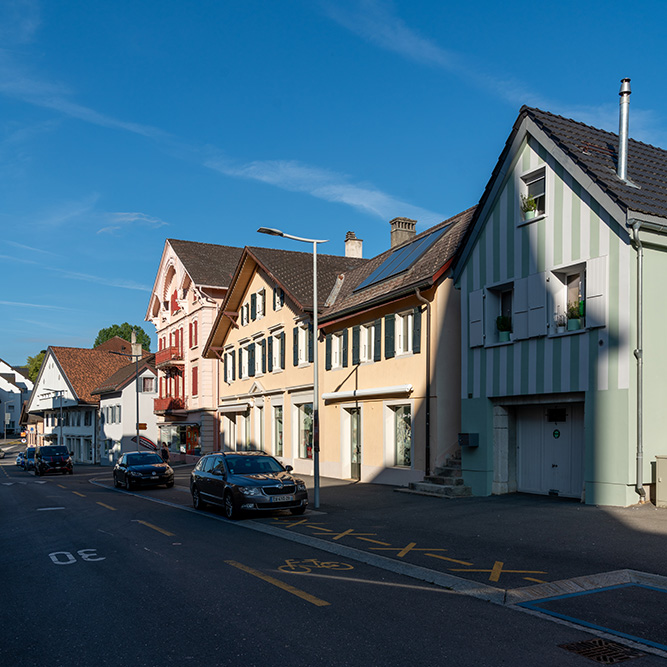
<box><xmin>190</xmin><ymin>451</ymin><xmax>308</xmax><ymax>519</ymax></box>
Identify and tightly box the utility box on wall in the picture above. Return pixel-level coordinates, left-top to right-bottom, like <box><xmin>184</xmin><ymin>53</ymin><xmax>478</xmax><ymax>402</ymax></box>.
<box><xmin>458</xmin><ymin>433</ymin><xmax>479</xmax><ymax>448</ymax></box>
<box><xmin>656</xmin><ymin>456</ymin><xmax>667</xmax><ymax>508</ymax></box>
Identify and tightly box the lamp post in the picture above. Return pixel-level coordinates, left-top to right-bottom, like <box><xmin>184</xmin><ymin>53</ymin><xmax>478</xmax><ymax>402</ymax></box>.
<box><xmin>258</xmin><ymin>227</ymin><xmax>328</xmax><ymax>509</ymax></box>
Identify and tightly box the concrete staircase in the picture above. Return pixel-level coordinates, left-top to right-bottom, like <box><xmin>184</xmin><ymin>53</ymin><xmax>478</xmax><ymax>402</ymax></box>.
<box><xmin>396</xmin><ymin>450</ymin><xmax>472</xmax><ymax>499</ymax></box>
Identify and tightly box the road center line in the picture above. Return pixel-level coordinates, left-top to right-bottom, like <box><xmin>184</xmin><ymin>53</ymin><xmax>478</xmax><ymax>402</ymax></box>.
<box><xmin>133</xmin><ymin>520</ymin><xmax>175</xmax><ymax>537</ymax></box>
<box><xmin>225</xmin><ymin>560</ymin><xmax>330</xmax><ymax>607</ymax></box>
<box><xmin>72</xmin><ymin>491</ymin><xmax>86</xmax><ymax>497</ymax></box>
<box><xmin>96</xmin><ymin>502</ymin><xmax>117</xmax><ymax>511</ymax></box>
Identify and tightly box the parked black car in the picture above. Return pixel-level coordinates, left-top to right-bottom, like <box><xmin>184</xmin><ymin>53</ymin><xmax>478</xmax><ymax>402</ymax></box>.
<box><xmin>113</xmin><ymin>451</ymin><xmax>174</xmax><ymax>490</ymax></box>
<box><xmin>35</xmin><ymin>445</ymin><xmax>73</xmax><ymax>475</ymax></box>
<box><xmin>24</xmin><ymin>447</ymin><xmax>36</xmax><ymax>471</ymax></box>
<box><xmin>190</xmin><ymin>451</ymin><xmax>308</xmax><ymax>520</ymax></box>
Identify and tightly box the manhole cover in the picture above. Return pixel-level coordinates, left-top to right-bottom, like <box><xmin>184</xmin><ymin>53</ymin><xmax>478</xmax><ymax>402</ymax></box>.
<box><xmin>559</xmin><ymin>638</ymin><xmax>645</xmax><ymax>664</ymax></box>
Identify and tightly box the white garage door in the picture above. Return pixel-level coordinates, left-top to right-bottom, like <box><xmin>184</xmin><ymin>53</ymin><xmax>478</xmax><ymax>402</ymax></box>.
<box><xmin>516</xmin><ymin>404</ymin><xmax>584</xmax><ymax>498</ymax></box>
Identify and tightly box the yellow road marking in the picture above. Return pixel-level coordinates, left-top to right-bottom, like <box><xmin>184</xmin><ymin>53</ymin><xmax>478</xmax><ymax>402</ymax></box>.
<box><xmin>57</xmin><ymin>484</ymin><xmax>66</xmax><ymax>489</ymax></box>
<box><xmin>426</xmin><ymin>553</ymin><xmax>474</xmax><ymax>566</ymax></box>
<box><xmin>331</xmin><ymin>529</ymin><xmax>377</xmax><ymax>541</ymax></box>
<box><xmin>490</xmin><ymin>561</ymin><xmax>504</xmax><ymax>582</ymax></box>
<box><xmin>356</xmin><ymin>537</ymin><xmax>391</xmax><ymax>546</ymax></box>
<box><xmin>72</xmin><ymin>491</ymin><xmax>86</xmax><ymax>497</ymax></box>
<box><xmin>276</xmin><ymin>519</ymin><xmax>309</xmax><ymax>528</ymax></box>
<box><xmin>305</xmin><ymin>525</ymin><xmax>333</xmax><ymax>532</ymax></box>
<box><xmin>134</xmin><ymin>520</ymin><xmax>175</xmax><ymax>537</ymax></box>
<box><xmin>225</xmin><ymin>560</ymin><xmax>330</xmax><ymax>607</ymax></box>
<box><xmin>96</xmin><ymin>502</ymin><xmax>117</xmax><ymax>511</ymax></box>
<box><xmin>371</xmin><ymin>543</ymin><xmax>448</xmax><ymax>558</ymax></box>
<box><xmin>524</xmin><ymin>577</ymin><xmax>547</xmax><ymax>584</ymax></box>
<box><xmin>449</xmin><ymin>562</ymin><xmax>547</xmax><ymax>582</ymax></box>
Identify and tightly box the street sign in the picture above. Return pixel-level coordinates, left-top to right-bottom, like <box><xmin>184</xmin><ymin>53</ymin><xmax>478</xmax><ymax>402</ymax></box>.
<box><xmin>137</xmin><ymin>423</ymin><xmax>147</xmax><ymax>430</ymax></box>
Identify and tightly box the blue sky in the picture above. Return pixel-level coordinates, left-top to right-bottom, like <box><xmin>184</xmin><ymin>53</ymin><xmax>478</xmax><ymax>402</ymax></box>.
<box><xmin>2</xmin><ymin>0</ymin><xmax>667</xmax><ymax>365</ymax></box>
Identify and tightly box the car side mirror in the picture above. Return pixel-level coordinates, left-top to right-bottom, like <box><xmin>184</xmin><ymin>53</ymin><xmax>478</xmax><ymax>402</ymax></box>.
<box><xmin>285</xmin><ymin>465</ymin><xmax>293</xmax><ymax>472</ymax></box>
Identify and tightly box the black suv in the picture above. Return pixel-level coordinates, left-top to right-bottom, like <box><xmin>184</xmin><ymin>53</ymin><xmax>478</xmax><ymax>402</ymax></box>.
<box><xmin>35</xmin><ymin>445</ymin><xmax>73</xmax><ymax>475</ymax></box>
<box><xmin>190</xmin><ymin>452</ymin><xmax>308</xmax><ymax>520</ymax></box>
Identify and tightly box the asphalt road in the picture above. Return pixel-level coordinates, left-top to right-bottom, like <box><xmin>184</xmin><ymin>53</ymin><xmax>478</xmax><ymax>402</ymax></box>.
<box><xmin>1</xmin><ymin>456</ymin><xmax>666</xmax><ymax>666</ymax></box>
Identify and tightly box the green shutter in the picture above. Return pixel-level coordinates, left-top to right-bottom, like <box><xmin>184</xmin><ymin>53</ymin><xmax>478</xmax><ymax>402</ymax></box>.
<box><xmin>385</xmin><ymin>314</ymin><xmax>395</xmax><ymax>359</ymax></box>
<box><xmin>261</xmin><ymin>339</ymin><xmax>266</xmax><ymax>374</ymax></box>
<box><xmin>250</xmin><ymin>293</ymin><xmax>257</xmax><ymax>320</ymax></box>
<box><xmin>413</xmin><ymin>307</ymin><xmax>422</xmax><ymax>354</ymax></box>
<box><xmin>248</xmin><ymin>345</ymin><xmax>255</xmax><ymax>377</ymax></box>
<box><xmin>308</xmin><ymin>324</ymin><xmax>314</xmax><ymax>363</ymax></box>
<box><xmin>374</xmin><ymin>319</ymin><xmax>382</xmax><ymax>361</ymax></box>
<box><xmin>223</xmin><ymin>354</ymin><xmax>228</xmax><ymax>382</ymax></box>
<box><xmin>267</xmin><ymin>336</ymin><xmax>273</xmax><ymax>372</ymax></box>
<box><xmin>280</xmin><ymin>332</ymin><xmax>286</xmax><ymax>370</ymax></box>
<box><xmin>325</xmin><ymin>334</ymin><xmax>332</xmax><ymax>371</ymax></box>
<box><xmin>231</xmin><ymin>351</ymin><xmax>236</xmax><ymax>381</ymax></box>
<box><xmin>352</xmin><ymin>326</ymin><xmax>360</xmax><ymax>365</ymax></box>
<box><xmin>342</xmin><ymin>329</ymin><xmax>349</xmax><ymax>367</ymax></box>
<box><xmin>293</xmin><ymin>327</ymin><xmax>299</xmax><ymax>366</ymax></box>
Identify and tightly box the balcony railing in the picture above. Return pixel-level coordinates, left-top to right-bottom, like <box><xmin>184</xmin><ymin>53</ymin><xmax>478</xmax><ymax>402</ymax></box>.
<box><xmin>155</xmin><ymin>346</ymin><xmax>184</xmax><ymax>368</ymax></box>
<box><xmin>154</xmin><ymin>397</ymin><xmax>185</xmax><ymax>413</ymax></box>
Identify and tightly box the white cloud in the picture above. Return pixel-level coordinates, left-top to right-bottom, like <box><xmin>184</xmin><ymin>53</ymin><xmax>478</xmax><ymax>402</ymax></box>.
<box><xmin>45</xmin><ymin>267</ymin><xmax>152</xmax><ymax>292</ymax></box>
<box><xmin>5</xmin><ymin>240</ymin><xmax>61</xmax><ymax>256</ymax></box>
<box><xmin>206</xmin><ymin>156</ymin><xmax>444</xmax><ymax>225</ymax></box>
<box><xmin>34</xmin><ymin>193</ymin><xmax>100</xmax><ymax>228</ymax></box>
<box><xmin>0</xmin><ymin>299</ymin><xmax>69</xmax><ymax>310</ymax></box>
<box><xmin>0</xmin><ymin>0</ymin><xmax>40</xmax><ymax>45</ymax></box>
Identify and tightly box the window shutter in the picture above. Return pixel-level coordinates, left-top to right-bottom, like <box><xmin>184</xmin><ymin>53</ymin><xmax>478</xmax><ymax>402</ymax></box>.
<box><xmin>273</xmin><ymin>286</ymin><xmax>277</xmax><ymax>311</ymax></box>
<box><xmin>385</xmin><ymin>314</ymin><xmax>395</xmax><ymax>359</ymax></box>
<box><xmin>512</xmin><ymin>279</ymin><xmax>529</xmax><ymax>340</ymax></box>
<box><xmin>192</xmin><ymin>367</ymin><xmax>198</xmax><ymax>396</ymax></box>
<box><xmin>194</xmin><ymin>321</ymin><xmax>198</xmax><ymax>346</ymax></box>
<box><xmin>250</xmin><ymin>293</ymin><xmax>257</xmax><ymax>320</ymax></box>
<box><xmin>342</xmin><ymin>329</ymin><xmax>349</xmax><ymax>367</ymax></box>
<box><xmin>528</xmin><ymin>272</ymin><xmax>548</xmax><ymax>337</ymax></box>
<box><xmin>267</xmin><ymin>336</ymin><xmax>273</xmax><ymax>372</ymax></box>
<box><xmin>413</xmin><ymin>306</ymin><xmax>422</xmax><ymax>354</ymax></box>
<box><xmin>261</xmin><ymin>339</ymin><xmax>267</xmax><ymax>374</ymax></box>
<box><xmin>248</xmin><ymin>345</ymin><xmax>255</xmax><ymax>377</ymax></box>
<box><xmin>280</xmin><ymin>332</ymin><xmax>286</xmax><ymax>370</ymax></box>
<box><xmin>468</xmin><ymin>289</ymin><xmax>484</xmax><ymax>347</ymax></box>
<box><xmin>352</xmin><ymin>326</ymin><xmax>360</xmax><ymax>365</ymax></box>
<box><xmin>232</xmin><ymin>352</ymin><xmax>236</xmax><ymax>381</ymax></box>
<box><xmin>374</xmin><ymin>319</ymin><xmax>382</xmax><ymax>361</ymax></box>
<box><xmin>308</xmin><ymin>324</ymin><xmax>314</xmax><ymax>363</ymax></box>
<box><xmin>293</xmin><ymin>327</ymin><xmax>299</xmax><ymax>366</ymax></box>
<box><xmin>325</xmin><ymin>334</ymin><xmax>332</xmax><ymax>370</ymax></box>
<box><xmin>224</xmin><ymin>354</ymin><xmax>228</xmax><ymax>383</ymax></box>
<box><xmin>189</xmin><ymin>322</ymin><xmax>193</xmax><ymax>347</ymax></box>
<box><xmin>238</xmin><ymin>349</ymin><xmax>243</xmax><ymax>378</ymax></box>
<box><xmin>586</xmin><ymin>256</ymin><xmax>607</xmax><ymax>328</ymax></box>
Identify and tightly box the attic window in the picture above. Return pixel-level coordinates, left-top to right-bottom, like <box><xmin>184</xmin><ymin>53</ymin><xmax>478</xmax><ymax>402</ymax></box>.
<box><xmin>520</xmin><ymin>167</ymin><xmax>546</xmax><ymax>220</ymax></box>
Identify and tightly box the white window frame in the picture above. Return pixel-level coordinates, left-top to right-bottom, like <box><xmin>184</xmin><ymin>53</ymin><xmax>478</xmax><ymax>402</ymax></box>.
<box><xmin>395</xmin><ymin>311</ymin><xmax>413</xmax><ymax>356</ymax></box>
<box><xmin>550</xmin><ymin>262</ymin><xmax>586</xmax><ymax>332</ymax></box>
<box><xmin>360</xmin><ymin>323</ymin><xmax>375</xmax><ymax>362</ymax></box>
<box><xmin>272</xmin><ymin>403</ymin><xmax>284</xmax><ymax>457</ymax></box>
<box><xmin>141</xmin><ymin>377</ymin><xmax>156</xmax><ymax>393</ymax></box>
<box><xmin>272</xmin><ymin>332</ymin><xmax>283</xmax><ymax>372</ymax></box>
<box><xmin>385</xmin><ymin>402</ymin><xmax>413</xmax><ymax>468</ymax></box>
<box><xmin>519</xmin><ymin>166</ymin><xmax>546</xmax><ymax>222</ymax></box>
<box><xmin>257</xmin><ymin>289</ymin><xmax>265</xmax><ymax>319</ymax></box>
<box><xmin>240</xmin><ymin>344</ymin><xmax>250</xmax><ymax>380</ymax></box>
<box><xmin>331</xmin><ymin>333</ymin><xmax>343</xmax><ymax>369</ymax></box>
<box><xmin>224</xmin><ymin>349</ymin><xmax>235</xmax><ymax>384</ymax></box>
<box><xmin>274</xmin><ymin>287</ymin><xmax>284</xmax><ymax>311</ymax></box>
<box><xmin>297</xmin><ymin>324</ymin><xmax>309</xmax><ymax>365</ymax></box>
<box><xmin>254</xmin><ymin>340</ymin><xmax>263</xmax><ymax>377</ymax></box>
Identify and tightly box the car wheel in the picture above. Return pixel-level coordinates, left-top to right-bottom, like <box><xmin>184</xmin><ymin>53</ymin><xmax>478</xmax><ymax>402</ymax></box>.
<box><xmin>125</xmin><ymin>477</ymin><xmax>132</xmax><ymax>491</ymax></box>
<box><xmin>289</xmin><ymin>506</ymin><xmax>307</xmax><ymax>516</ymax></box>
<box><xmin>166</xmin><ymin>480</ymin><xmax>174</xmax><ymax>489</ymax></box>
<box><xmin>113</xmin><ymin>473</ymin><xmax>120</xmax><ymax>489</ymax></box>
<box><xmin>34</xmin><ymin>467</ymin><xmax>40</xmax><ymax>477</ymax></box>
<box><xmin>192</xmin><ymin>486</ymin><xmax>206</xmax><ymax>510</ymax></box>
<box><xmin>224</xmin><ymin>492</ymin><xmax>239</xmax><ymax>520</ymax></box>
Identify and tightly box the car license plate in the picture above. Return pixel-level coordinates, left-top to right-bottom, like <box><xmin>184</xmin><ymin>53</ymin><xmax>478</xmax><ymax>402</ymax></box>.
<box><xmin>271</xmin><ymin>495</ymin><xmax>294</xmax><ymax>502</ymax></box>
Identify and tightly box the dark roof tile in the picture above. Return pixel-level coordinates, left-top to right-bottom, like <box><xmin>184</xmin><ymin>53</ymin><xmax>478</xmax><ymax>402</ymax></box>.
<box><xmin>168</xmin><ymin>239</ymin><xmax>244</xmax><ymax>287</ymax></box>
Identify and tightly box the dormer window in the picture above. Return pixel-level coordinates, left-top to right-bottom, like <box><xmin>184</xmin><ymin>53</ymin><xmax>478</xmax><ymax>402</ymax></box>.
<box><xmin>520</xmin><ymin>167</ymin><xmax>546</xmax><ymax>221</ymax></box>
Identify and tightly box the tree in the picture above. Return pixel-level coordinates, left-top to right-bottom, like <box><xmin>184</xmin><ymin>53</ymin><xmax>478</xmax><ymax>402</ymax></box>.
<box><xmin>26</xmin><ymin>351</ymin><xmax>46</xmax><ymax>382</ymax></box>
<box><xmin>94</xmin><ymin>323</ymin><xmax>151</xmax><ymax>351</ymax></box>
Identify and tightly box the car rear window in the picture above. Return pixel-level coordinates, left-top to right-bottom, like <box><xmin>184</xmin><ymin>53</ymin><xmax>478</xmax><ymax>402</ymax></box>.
<box><xmin>226</xmin><ymin>455</ymin><xmax>284</xmax><ymax>475</ymax></box>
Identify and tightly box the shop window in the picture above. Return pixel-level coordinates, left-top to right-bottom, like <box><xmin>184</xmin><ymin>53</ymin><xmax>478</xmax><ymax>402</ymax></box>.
<box><xmin>297</xmin><ymin>403</ymin><xmax>313</xmax><ymax>459</ymax></box>
<box><xmin>273</xmin><ymin>405</ymin><xmax>283</xmax><ymax>457</ymax></box>
<box><xmin>393</xmin><ymin>405</ymin><xmax>412</xmax><ymax>467</ymax></box>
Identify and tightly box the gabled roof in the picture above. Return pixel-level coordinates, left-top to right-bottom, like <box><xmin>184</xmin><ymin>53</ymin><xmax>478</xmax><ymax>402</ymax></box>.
<box><xmin>203</xmin><ymin>246</ymin><xmax>368</xmax><ymax>357</ymax></box>
<box><xmin>320</xmin><ymin>207</ymin><xmax>475</xmax><ymax>322</ymax></box>
<box><xmin>49</xmin><ymin>346</ymin><xmax>131</xmax><ymax>405</ymax></box>
<box><xmin>453</xmin><ymin>105</ymin><xmax>667</xmax><ymax>280</ymax></box>
<box><xmin>91</xmin><ymin>354</ymin><xmax>156</xmax><ymax>396</ymax></box>
<box><xmin>167</xmin><ymin>239</ymin><xmax>244</xmax><ymax>288</ymax></box>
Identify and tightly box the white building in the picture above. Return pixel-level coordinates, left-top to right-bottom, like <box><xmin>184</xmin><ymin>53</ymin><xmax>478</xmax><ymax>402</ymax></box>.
<box><xmin>0</xmin><ymin>358</ymin><xmax>33</xmax><ymax>436</ymax></box>
<box><xmin>92</xmin><ymin>355</ymin><xmax>159</xmax><ymax>466</ymax></box>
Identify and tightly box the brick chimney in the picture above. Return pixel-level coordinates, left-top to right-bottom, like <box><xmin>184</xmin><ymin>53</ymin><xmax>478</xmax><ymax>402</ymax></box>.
<box><xmin>390</xmin><ymin>217</ymin><xmax>417</xmax><ymax>248</ymax></box>
<box><xmin>345</xmin><ymin>231</ymin><xmax>363</xmax><ymax>258</ymax></box>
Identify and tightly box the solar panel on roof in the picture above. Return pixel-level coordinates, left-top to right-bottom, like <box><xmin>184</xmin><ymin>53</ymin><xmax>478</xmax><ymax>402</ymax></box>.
<box><xmin>354</xmin><ymin>225</ymin><xmax>449</xmax><ymax>292</ymax></box>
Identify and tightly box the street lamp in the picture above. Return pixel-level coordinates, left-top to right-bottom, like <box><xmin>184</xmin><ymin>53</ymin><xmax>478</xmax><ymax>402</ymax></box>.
<box><xmin>258</xmin><ymin>227</ymin><xmax>328</xmax><ymax>509</ymax></box>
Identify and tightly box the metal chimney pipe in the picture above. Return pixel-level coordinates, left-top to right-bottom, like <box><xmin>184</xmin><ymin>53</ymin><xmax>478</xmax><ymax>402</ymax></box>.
<box><xmin>618</xmin><ymin>78</ymin><xmax>631</xmax><ymax>181</ymax></box>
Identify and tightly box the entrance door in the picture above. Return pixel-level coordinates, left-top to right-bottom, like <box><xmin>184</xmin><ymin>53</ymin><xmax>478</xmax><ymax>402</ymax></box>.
<box><xmin>349</xmin><ymin>408</ymin><xmax>361</xmax><ymax>480</ymax></box>
<box><xmin>517</xmin><ymin>404</ymin><xmax>584</xmax><ymax>498</ymax></box>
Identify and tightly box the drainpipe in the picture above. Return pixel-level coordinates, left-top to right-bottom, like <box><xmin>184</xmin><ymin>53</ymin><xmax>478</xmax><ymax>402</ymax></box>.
<box><xmin>631</xmin><ymin>221</ymin><xmax>646</xmax><ymax>503</ymax></box>
<box><xmin>415</xmin><ymin>288</ymin><xmax>431</xmax><ymax>476</ymax></box>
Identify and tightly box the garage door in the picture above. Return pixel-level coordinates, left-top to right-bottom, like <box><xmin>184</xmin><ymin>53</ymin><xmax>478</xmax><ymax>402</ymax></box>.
<box><xmin>516</xmin><ymin>404</ymin><xmax>584</xmax><ymax>498</ymax></box>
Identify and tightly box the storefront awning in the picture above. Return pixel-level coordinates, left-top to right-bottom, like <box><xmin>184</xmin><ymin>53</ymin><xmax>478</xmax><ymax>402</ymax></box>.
<box><xmin>218</xmin><ymin>402</ymin><xmax>251</xmax><ymax>414</ymax></box>
<box><xmin>321</xmin><ymin>384</ymin><xmax>413</xmax><ymax>402</ymax></box>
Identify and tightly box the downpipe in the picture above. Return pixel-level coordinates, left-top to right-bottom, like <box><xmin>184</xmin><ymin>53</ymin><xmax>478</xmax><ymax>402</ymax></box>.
<box><xmin>415</xmin><ymin>288</ymin><xmax>431</xmax><ymax>476</ymax></box>
<box><xmin>631</xmin><ymin>221</ymin><xmax>647</xmax><ymax>503</ymax></box>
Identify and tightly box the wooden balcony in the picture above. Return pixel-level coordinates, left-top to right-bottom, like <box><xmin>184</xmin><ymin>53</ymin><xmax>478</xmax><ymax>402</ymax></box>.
<box><xmin>155</xmin><ymin>345</ymin><xmax>184</xmax><ymax>368</ymax></box>
<box><xmin>154</xmin><ymin>397</ymin><xmax>185</xmax><ymax>413</ymax></box>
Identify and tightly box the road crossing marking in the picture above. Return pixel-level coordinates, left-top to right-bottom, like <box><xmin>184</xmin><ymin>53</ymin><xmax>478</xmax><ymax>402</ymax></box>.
<box><xmin>96</xmin><ymin>502</ymin><xmax>116</xmax><ymax>511</ymax></box>
<box><xmin>370</xmin><ymin>542</ymin><xmax>449</xmax><ymax>558</ymax></box>
<box><xmin>225</xmin><ymin>560</ymin><xmax>330</xmax><ymax>607</ymax></box>
<box><xmin>449</xmin><ymin>561</ymin><xmax>547</xmax><ymax>582</ymax></box>
<box><xmin>330</xmin><ymin>529</ymin><xmax>378</xmax><ymax>541</ymax></box>
<box><xmin>426</xmin><ymin>553</ymin><xmax>474</xmax><ymax>566</ymax></box>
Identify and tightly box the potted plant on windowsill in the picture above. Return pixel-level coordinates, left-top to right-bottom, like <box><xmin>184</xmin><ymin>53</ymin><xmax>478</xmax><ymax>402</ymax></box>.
<box><xmin>520</xmin><ymin>194</ymin><xmax>538</xmax><ymax>221</ymax></box>
<box><xmin>566</xmin><ymin>302</ymin><xmax>582</xmax><ymax>331</ymax></box>
<box><xmin>554</xmin><ymin>312</ymin><xmax>567</xmax><ymax>334</ymax></box>
<box><xmin>496</xmin><ymin>315</ymin><xmax>512</xmax><ymax>343</ymax></box>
